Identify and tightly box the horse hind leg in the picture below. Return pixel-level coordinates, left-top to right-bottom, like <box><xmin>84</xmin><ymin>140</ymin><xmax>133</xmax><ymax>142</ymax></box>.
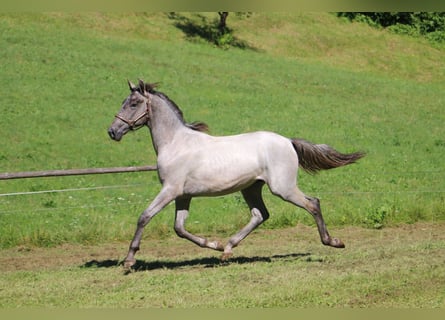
<box><xmin>174</xmin><ymin>198</ymin><xmax>224</xmax><ymax>251</ymax></box>
<box><xmin>275</xmin><ymin>187</ymin><xmax>344</xmax><ymax>248</ymax></box>
<box><xmin>221</xmin><ymin>181</ymin><xmax>270</xmax><ymax>260</ymax></box>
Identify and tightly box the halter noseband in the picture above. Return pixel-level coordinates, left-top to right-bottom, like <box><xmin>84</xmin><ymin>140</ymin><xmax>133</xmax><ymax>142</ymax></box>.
<box><xmin>114</xmin><ymin>96</ymin><xmax>151</xmax><ymax>131</ymax></box>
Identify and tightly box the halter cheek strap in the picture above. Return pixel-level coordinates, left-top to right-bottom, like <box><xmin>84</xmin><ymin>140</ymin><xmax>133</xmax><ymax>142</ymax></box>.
<box><xmin>114</xmin><ymin>98</ymin><xmax>151</xmax><ymax>131</ymax></box>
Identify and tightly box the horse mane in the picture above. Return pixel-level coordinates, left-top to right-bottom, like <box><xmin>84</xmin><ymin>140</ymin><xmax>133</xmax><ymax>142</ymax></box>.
<box><xmin>141</xmin><ymin>81</ymin><xmax>209</xmax><ymax>133</ymax></box>
<box><xmin>186</xmin><ymin>121</ymin><xmax>209</xmax><ymax>132</ymax></box>
<box><xmin>142</xmin><ymin>82</ymin><xmax>160</xmax><ymax>94</ymax></box>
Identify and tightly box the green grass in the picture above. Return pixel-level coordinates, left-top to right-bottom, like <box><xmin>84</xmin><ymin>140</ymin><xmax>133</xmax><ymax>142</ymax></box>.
<box><xmin>0</xmin><ymin>13</ymin><xmax>445</xmax><ymax>249</ymax></box>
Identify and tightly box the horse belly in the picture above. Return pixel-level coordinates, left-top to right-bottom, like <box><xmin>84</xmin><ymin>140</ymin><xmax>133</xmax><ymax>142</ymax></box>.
<box><xmin>183</xmin><ymin>153</ymin><xmax>264</xmax><ymax>196</ymax></box>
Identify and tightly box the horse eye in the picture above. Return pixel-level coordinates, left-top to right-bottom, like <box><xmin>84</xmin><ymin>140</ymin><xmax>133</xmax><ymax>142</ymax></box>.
<box><xmin>130</xmin><ymin>100</ymin><xmax>144</xmax><ymax>108</ymax></box>
<box><xmin>129</xmin><ymin>101</ymin><xmax>140</xmax><ymax>108</ymax></box>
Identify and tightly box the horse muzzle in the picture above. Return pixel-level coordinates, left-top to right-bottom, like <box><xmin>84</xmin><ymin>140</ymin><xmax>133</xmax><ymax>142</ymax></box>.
<box><xmin>108</xmin><ymin>126</ymin><xmax>125</xmax><ymax>141</ymax></box>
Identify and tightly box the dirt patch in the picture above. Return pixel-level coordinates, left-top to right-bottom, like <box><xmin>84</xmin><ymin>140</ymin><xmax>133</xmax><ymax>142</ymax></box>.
<box><xmin>1</xmin><ymin>222</ymin><xmax>444</xmax><ymax>272</ymax></box>
<box><xmin>0</xmin><ymin>242</ymin><xmax>132</xmax><ymax>272</ymax></box>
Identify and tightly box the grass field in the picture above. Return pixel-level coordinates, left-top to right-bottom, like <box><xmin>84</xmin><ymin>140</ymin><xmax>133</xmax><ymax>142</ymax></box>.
<box><xmin>1</xmin><ymin>13</ymin><xmax>444</xmax><ymax>248</ymax></box>
<box><xmin>0</xmin><ymin>13</ymin><xmax>444</xmax><ymax>307</ymax></box>
<box><xmin>0</xmin><ymin>222</ymin><xmax>444</xmax><ymax>307</ymax></box>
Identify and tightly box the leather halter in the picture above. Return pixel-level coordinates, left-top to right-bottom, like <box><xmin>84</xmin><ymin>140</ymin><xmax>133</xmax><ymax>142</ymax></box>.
<box><xmin>114</xmin><ymin>96</ymin><xmax>150</xmax><ymax>131</ymax></box>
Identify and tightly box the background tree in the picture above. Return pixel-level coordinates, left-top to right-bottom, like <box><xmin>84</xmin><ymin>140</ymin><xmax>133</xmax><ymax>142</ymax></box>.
<box><xmin>338</xmin><ymin>12</ymin><xmax>445</xmax><ymax>44</ymax></box>
<box><xmin>218</xmin><ymin>12</ymin><xmax>229</xmax><ymax>34</ymax></box>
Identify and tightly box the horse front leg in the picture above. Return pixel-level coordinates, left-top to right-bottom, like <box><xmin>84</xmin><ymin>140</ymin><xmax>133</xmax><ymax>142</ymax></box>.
<box><xmin>124</xmin><ymin>187</ymin><xmax>176</xmax><ymax>269</ymax></box>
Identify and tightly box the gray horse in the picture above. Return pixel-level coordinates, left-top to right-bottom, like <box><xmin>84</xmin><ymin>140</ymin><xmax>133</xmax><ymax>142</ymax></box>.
<box><xmin>108</xmin><ymin>80</ymin><xmax>364</xmax><ymax>268</ymax></box>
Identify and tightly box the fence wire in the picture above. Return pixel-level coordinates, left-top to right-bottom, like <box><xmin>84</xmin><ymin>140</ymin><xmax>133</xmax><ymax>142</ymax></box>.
<box><xmin>0</xmin><ymin>183</ymin><xmax>146</xmax><ymax>197</ymax></box>
<box><xmin>1</xmin><ymin>170</ymin><xmax>444</xmax><ymax>215</ymax></box>
<box><xmin>1</xmin><ymin>170</ymin><xmax>444</xmax><ymax>198</ymax></box>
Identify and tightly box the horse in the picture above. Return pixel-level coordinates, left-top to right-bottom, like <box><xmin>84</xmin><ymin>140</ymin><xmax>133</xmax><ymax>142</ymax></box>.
<box><xmin>108</xmin><ymin>79</ymin><xmax>365</xmax><ymax>269</ymax></box>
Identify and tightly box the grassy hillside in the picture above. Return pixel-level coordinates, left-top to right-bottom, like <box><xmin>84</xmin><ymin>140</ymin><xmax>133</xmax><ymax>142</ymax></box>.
<box><xmin>0</xmin><ymin>12</ymin><xmax>444</xmax><ymax>248</ymax></box>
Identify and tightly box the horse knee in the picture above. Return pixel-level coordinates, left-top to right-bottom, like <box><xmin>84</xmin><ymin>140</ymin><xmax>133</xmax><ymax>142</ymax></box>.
<box><xmin>137</xmin><ymin>215</ymin><xmax>151</xmax><ymax>228</ymax></box>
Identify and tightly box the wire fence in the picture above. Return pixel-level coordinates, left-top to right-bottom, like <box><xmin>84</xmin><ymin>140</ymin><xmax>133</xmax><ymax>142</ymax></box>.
<box><xmin>0</xmin><ymin>183</ymin><xmax>146</xmax><ymax>197</ymax></box>
<box><xmin>1</xmin><ymin>168</ymin><xmax>444</xmax><ymax>216</ymax></box>
<box><xmin>2</xmin><ymin>183</ymin><xmax>445</xmax><ymax>198</ymax></box>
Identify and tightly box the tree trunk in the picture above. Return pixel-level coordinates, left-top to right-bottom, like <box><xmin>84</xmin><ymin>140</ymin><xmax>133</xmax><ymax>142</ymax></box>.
<box><xmin>218</xmin><ymin>12</ymin><xmax>229</xmax><ymax>33</ymax></box>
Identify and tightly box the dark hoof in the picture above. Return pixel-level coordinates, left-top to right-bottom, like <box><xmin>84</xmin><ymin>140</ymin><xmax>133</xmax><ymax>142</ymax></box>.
<box><xmin>330</xmin><ymin>237</ymin><xmax>345</xmax><ymax>248</ymax></box>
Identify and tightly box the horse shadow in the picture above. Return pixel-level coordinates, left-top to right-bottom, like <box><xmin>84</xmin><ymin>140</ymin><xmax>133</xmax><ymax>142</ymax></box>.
<box><xmin>82</xmin><ymin>252</ymin><xmax>321</xmax><ymax>273</ymax></box>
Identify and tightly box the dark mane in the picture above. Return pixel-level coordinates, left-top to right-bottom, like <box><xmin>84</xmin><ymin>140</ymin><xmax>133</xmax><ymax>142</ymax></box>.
<box><xmin>143</xmin><ymin>82</ymin><xmax>159</xmax><ymax>93</ymax></box>
<box><xmin>147</xmin><ymin>83</ymin><xmax>209</xmax><ymax>133</ymax></box>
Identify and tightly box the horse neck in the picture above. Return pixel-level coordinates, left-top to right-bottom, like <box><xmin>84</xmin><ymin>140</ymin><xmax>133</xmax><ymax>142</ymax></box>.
<box><xmin>148</xmin><ymin>95</ymin><xmax>188</xmax><ymax>153</ymax></box>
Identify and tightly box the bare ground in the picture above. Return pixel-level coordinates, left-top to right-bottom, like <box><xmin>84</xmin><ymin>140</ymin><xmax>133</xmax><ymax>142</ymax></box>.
<box><xmin>1</xmin><ymin>221</ymin><xmax>444</xmax><ymax>273</ymax></box>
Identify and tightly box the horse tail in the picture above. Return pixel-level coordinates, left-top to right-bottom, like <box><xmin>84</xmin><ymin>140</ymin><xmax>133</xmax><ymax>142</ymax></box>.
<box><xmin>291</xmin><ymin>138</ymin><xmax>365</xmax><ymax>174</ymax></box>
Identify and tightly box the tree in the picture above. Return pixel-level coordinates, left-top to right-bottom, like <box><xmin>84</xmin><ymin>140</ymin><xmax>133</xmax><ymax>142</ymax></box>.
<box><xmin>338</xmin><ymin>12</ymin><xmax>445</xmax><ymax>44</ymax></box>
<box><xmin>218</xmin><ymin>12</ymin><xmax>229</xmax><ymax>34</ymax></box>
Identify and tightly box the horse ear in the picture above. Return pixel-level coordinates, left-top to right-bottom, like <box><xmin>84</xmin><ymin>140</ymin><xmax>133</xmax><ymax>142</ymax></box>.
<box><xmin>128</xmin><ymin>80</ymin><xmax>137</xmax><ymax>91</ymax></box>
<box><xmin>138</xmin><ymin>79</ymin><xmax>146</xmax><ymax>94</ymax></box>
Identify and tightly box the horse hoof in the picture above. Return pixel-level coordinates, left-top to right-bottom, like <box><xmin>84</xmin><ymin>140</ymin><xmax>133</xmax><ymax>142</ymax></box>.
<box><xmin>207</xmin><ymin>240</ymin><xmax>224</xmax><ymax>251</ymax></box>
<box><xmin>215</xmin><ymin>241</ymin><xmax>224</xmax><ymax>251</ymax></box>
<box><xmin>221</xmin><ymin>252</ymin><xmax>232</xmax><ymax>261</ymax></box>
<box><xmin>124</xmin><ymin>259</ymin><xmax>136</xmax><ymax>269</ymax></box>
<box><xmin>331</xmin><ymin>238</ymin><xmax>345</xmax><ymax>248</ymax></box>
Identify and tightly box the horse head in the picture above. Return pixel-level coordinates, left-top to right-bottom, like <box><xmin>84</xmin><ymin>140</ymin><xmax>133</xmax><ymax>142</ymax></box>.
<box><xmin>108</xmin><ymin>80</ymin><xmax>155</xmax><ymax>141</ymax></box>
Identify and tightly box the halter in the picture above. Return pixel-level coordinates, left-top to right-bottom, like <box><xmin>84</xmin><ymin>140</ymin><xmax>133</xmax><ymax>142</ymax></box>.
<box><xmin>114</xmin><ymin>95</ymin><xmax>151</xmax><ymax>131</ymax></box>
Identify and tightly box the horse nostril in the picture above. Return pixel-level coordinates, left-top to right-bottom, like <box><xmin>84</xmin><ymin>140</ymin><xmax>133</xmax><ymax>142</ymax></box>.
<box><xmin>108</xmin><ymin>128</ymin><xmax>115</xmax><ymax>140</ymax></box>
